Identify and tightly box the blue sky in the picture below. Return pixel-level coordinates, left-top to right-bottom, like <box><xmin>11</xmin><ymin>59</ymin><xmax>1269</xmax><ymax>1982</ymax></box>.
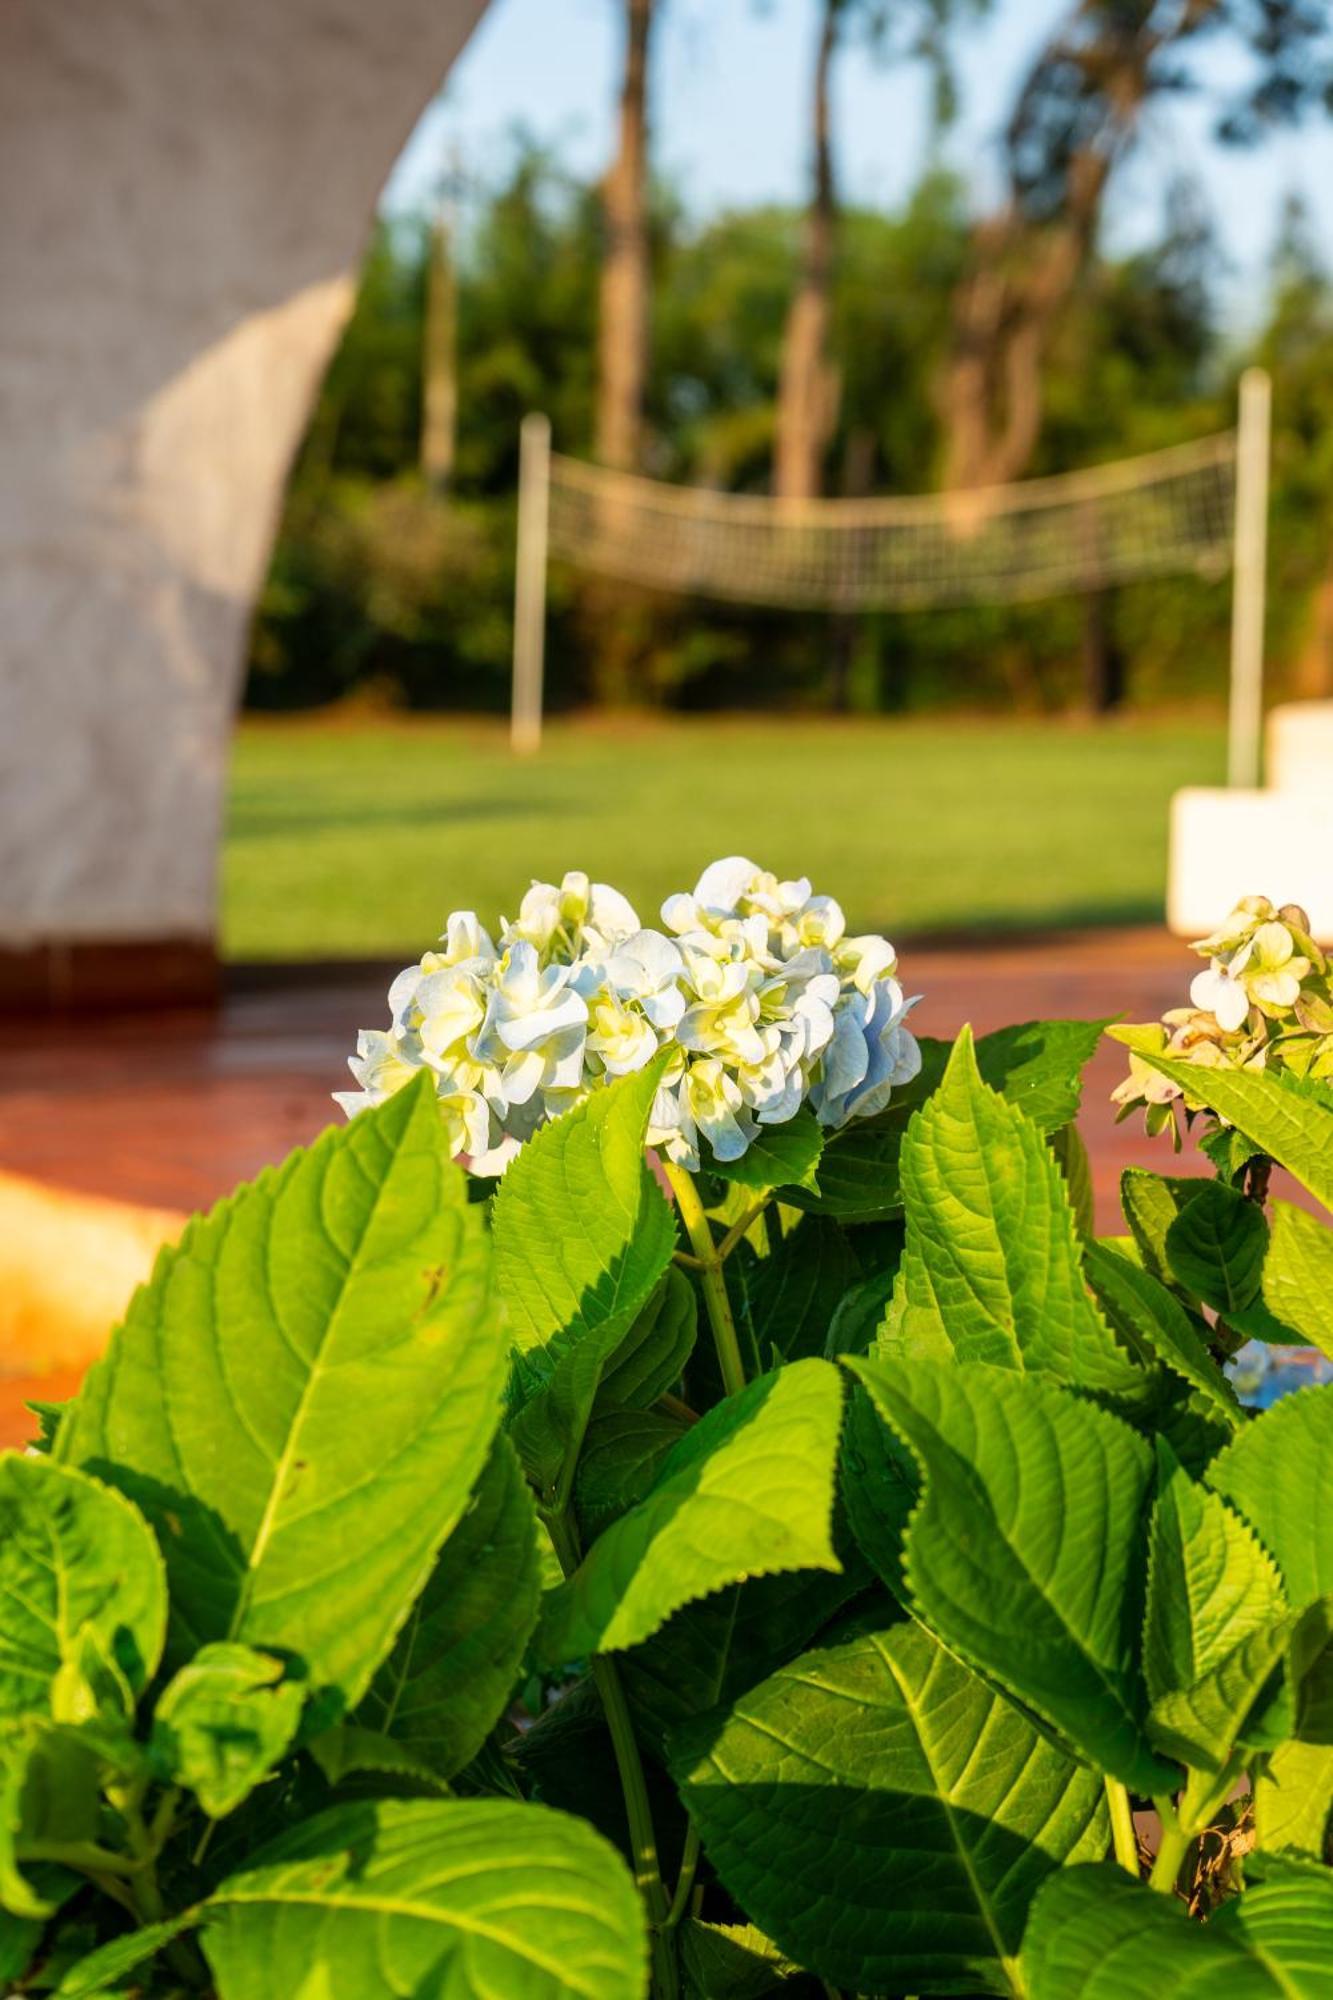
<box><xmin>385</xmin><ymin>0</ymin><xmax>1333</xmax><ymax>325</ymax></box>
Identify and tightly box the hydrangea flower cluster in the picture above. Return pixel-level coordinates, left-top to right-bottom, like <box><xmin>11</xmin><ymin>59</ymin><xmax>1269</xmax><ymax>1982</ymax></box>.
<box><xmin>336</xmin><ymin>858</ymin><xmax>922</xmax><ymax>1176</ymax></box>
<box><xmin>1113</xmin><ymin>895</ymin><xmax>1333</xmax><ymax>1142</ymax></box>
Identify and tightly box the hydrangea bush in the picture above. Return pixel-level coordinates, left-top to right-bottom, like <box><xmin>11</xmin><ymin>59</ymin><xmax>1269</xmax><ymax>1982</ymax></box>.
<box><xmin>1</xmin><ymin>873</ymin><xmax>1331</xmax><ymax>2000</ymax></box>
<box><xmin>336</xmin><ymin>858</ymin><xmax>922</xmax><ymax>1173</ymax></box>
<box><xmin>1113</xmin><ymin>896</ymin><xmax>1333</xmax><ymax>1159</ymax></box>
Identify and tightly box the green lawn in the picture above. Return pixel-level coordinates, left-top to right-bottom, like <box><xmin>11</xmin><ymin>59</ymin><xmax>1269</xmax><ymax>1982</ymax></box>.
<box><xmin>222</xmin><ymin>713</ymin><xmax>1226</xmax><ymax>960</ymax></box>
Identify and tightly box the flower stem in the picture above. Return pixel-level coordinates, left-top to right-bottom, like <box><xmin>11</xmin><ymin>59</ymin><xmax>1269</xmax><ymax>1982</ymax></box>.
<box><xmin>1105</xmin><ymin>1779</ymin><xmax>1140</xmax><ymax>1878</ymax></box>
<box><xmin>663</xmin><ymin>1163</ymin><xmax>747</xmax><ymax>1400</ymax></box>
<box><xmin>546</xmin><ymin>1509</ymin><xmax>679</xmax><ymax>2000</ymax></box>
<box><xmin>663</xmin><ymin>1824</ymin><xmax>700</xmax><ymax>1932</ymax></box>
<box><xmin>1148</xmin><ymin>1798</ymin><xmax>1191</xmax><ymax>1896</ymax></box>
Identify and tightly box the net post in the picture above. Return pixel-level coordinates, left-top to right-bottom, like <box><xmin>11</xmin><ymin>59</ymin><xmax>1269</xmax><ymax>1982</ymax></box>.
<box><xmin>1227</xmin><ymin>367</ymin><xmax>1271</xmax><ymax>789</ymax></box>
<box><xmin>512</xmin><ymin>412</ymin><xmax>552</xmax><ymax>755</ymax></box>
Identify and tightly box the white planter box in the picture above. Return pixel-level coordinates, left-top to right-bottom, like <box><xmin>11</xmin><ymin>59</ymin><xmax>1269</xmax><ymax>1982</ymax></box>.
<box><xmin>1169</xmin><ymin>788</ymin><xmax>1333</xmax><ymax>942</ymax></box>
<box><xmin>1268</xmin><ymin>700</ymin><xmax>1333</xmax><ymax>794</ymax></box>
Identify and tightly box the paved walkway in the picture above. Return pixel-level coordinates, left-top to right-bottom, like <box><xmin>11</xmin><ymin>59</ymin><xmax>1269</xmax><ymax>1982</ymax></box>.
<box><xmin>0</xmin><ymin>928</ymin><xmax>1226</xmax><ymax>1441</ymax></box>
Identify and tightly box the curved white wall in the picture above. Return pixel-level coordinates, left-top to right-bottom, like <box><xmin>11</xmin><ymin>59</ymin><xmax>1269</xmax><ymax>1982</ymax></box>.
<box><xmin>0</xmin><ymin>0</ymin><xmax>486</xmax><ymax>962</ymax></box>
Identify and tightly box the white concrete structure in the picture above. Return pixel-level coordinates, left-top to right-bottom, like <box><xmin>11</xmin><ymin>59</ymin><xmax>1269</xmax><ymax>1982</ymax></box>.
<box><xmin>1269</xmin><ymin>699</ymin><xmax>1333</xmax><ymax>795</ymax></box>
<box><xmin>1170</xmin><ymin>699</ymin><xmax>1333</xmax><ymax>943</ymax></box>
<box><xmin>0</xmin><ymin>0</ymin><xmax>486</xmax><ymax>999</ymax></box>
<box><xmin>1169</xmin><ymin>787</ymin><xmax>1333</xmax><ymax>943</ymax></box>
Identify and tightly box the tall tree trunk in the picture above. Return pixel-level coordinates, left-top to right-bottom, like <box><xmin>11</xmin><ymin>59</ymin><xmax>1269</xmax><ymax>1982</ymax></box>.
<box><xmin>936</xmin><ymin>1</ymin><xmax>1220</xmax><ymax>491</ymax></box>
<box><xmin>939</xmin><ymin>156</ymin><xmax>1107</xmax><ymax>492</ymax></box>
<box><xmin>596</xmin><ymin>0</ymin><xmax>655</xmax><ymax>472</ymax></box>
<box><xmin>774</xmin><ymin>0</ymin><xmax>842</xmax><ymax>502</ymax></box>
<box><xmin>421</xmin><ymin>207</ymin><xmax>457</xmax><ymax>492</ymax></box>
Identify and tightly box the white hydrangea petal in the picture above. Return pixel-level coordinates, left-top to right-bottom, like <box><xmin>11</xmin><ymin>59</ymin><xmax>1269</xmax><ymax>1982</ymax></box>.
<box><xmin>1191</xmin><ymin>963</ymin><xmax>1250</xmax><ymax>1032</ymax></box>
<box><xmin>440</xmin><ymin>910</ymin><xmax>496</xmax><ymax>965</ymax></box>
<box><xmin>496</xmin><ymin>986</ymin><xmax>588</xmax><ymax>1052</ymax></box>
<box><xmin>466</xmin><ymin>1133</ymin><xmax>523</xmax><ymax>1178</ymax></box>
<box><xmin>693</xmin><ymin>855</ymin><xmax>759</xmax><ymax>914</ymax></box>
<box><xmin>387</xmin><ymin>962</ymin><xmax>425</xmax><ymax>1030</ymax></box>
<box><xmin>587</xmin><ymin>881</ymin><xmax>641</xmax><ymax>943</ymax></box>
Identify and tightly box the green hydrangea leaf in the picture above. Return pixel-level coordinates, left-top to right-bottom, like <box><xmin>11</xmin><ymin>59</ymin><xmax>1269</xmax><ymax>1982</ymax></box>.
<box><xmin>0</xmin><ymin>1722</ymin><xmax>100</xmax><ymax>1920</ymax></box>
<box><xmin>1164</xmin><ymin>1180</ymin><xmax>1269</xmax><ymax>1313</ymax></box>
<box><xmin>824</xmin><ymin>1264</ymin><xmax>899</xmax><ymax>1359</ymax></box>
<box><xmin>515</xmin><ymin>1680</ymin><xmax>690</xmax><ymax>1880</ymax></box>
<box><xmin>679</xmin><ymin>1920</ymin><xmax>801</xmax><ymax>1997</ymax></box>
<box><xmin>594</xmin><ymin>1267</ymin><xmax>697</xmax><ymax>1412</ymax></box>
<box><xmin>617</xmin><ymin>1533</ymin><xmax>871</xmax><ymax>1760</ymax></box>
<box><xmin>355</xmin><ymin>1435</ymin><xmax>541</xmax><ymax>1781</ymax></box>
<box><xmin>58</xmin><ymin>1074</ymin><xmax>506</xmax><ymax>1711</ymax></box>
<box><xmin>539</xmin><ymin>1359</ymin><xmax>844</xmax><ymax>1663</ymax></box>
<box><xmin>1084</xmin><ymin>1242</ymin><xmax>1242</xmax><ymax>1429</ymax></box>
<box><xmin>848</xmin><ymin>1356</ymin><xmax>1173</xmax><ymax>1793</ymax></box>
<box><xmin>1143</xmin><ymin>1442</ymin><xmax>1290</xmax><ymax>1772</ymax></box>
<box><xmin>1255</xmin><ymin>1737</ymin><xmax>1333</xmax><ymax>1856</ymax></box>
<box><xmin>1209</xmin><ymin>1387</ymin><xmax>1333</xmax><ymax>1611</ymax></box>
<box><xmin>973</xmin><ymin>1017</ymin><xmax>1109</xmax><ymax>1132</ymax></box>
<box><xmin>1051</xmin><ymin>1121</ymin><xmax>1096</xmax><ymax>1237</ymax></box>
<box><xmin>150</xmin><ymin>1643</ymin><xmax>304</xmax><ymax>1818</ymax></box>
<box><xmin>793</xmin><ymin>1022</ymin><xmax>1100</xmax><ymax>1227</ymax></box>
<box><xmin>1023</xmin><ymin>1857</ymin><xmax>1333</xmax><ymax>1998</ymax></box>
<box><xmin>1119</xmin><ymin>1168</ymin><xmax>1205</xmax><ymax>1289</ymax></box>
<box><xmin>574</xmin><ymin>1409</ymin><xmax>690</xmax><ymax>1539</ymax></box>
<box><xmin>305</xmin><ymin>1723</ymin><xmax>449</xmax><ymax>1794</ymax></box>
<box><xmin>1145</xmin><ymin>1441</ymin><xmax>1288</xmax><ymax>1698</ymax></box>
<box><xmin>884</xmin><ymin>1029</ymin><xmax>1143</xmax><ymax>1396</ymax></box>
<box><xmin>0</xmin><ymin>1455</ymin><xmax>166</xmax><ymax>1727</ymax></box>
<box><xmin>839</xmin><ymin>1383</ymin><xmax>921</xmax><ymax>1600</ymax></box>
<box><xmin>51</xmin><ymin>1916</ymin><xmax>200</xmax><ymax>1999</ymax></box>
<box><xmin>0</xmin><ymin>1914</ymin><xmax>41</xmax><ymax>1988</ymax></box>
<box><xmin>710</xmin><ymin>1108</ymin><xmax>823</xmax><ymax>1192</ymax></box>
<box><xmin>1231</xmin><ymin>1200</ymin><xmax>1333</xmax><ymax>1359</ymax></box>
<box><xmin>496</xmin><ymin>1061</ymin><xmax>676</xmax><ymax>1493</ymax></box>
<box><xmin>202</xmin><ymin>1798</ymin><xmax>647</xmax><ymax>2000</ymax></box>
<box><xmin>1107</xmin><ymin>1039</ymin><xmax>1333</xmax><ymax>1209</ymax></box>
<box><xmin>673</xmin><ymin>1614</ymin><xmax>1107</xmax><ymax>1999</ymax></box>
<box><xmin>787</xmin><ymin>1040</ymin><xmax>950</xmax><ymax>1221</ymax></box>
<box><xmin>728</xmin><ymin>1215</ymin><xmax>859</xmax><ymax>1368</ymax></box>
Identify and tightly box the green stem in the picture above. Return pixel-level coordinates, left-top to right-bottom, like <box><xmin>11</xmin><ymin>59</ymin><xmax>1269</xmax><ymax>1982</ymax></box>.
<box><xmin>1148</xmin><ymin>1798</ymin><xmax>1191</xmax><ymax>1896</ymax></box>
<box><xmin>18</xmin><ymin>1839</ymin><xmax>140</xmax><ymax>1878</ymax></box>
<box><xmin>663</xmin><ymin>1163</ymin><xmax>747</xmax><ymax>1399</ymax></box>
<box><xmin>1105</xmin><ymin>1778</ymin><xmax>1140</xmax><ymax>1879</ymax></box>
<box><xmin>715</xmin><ymin>1197</ymin><xmax>771</xmax><ymax>1263</ymax></box>
<box><xmin>547</xmin><ymin>1510</ymin><xmax>679</xmax><ymax>2000</ymax></box>
<box><xmin>663</xmin><ymin>1824</ymin><xmax>700</xmax><ymax>1933</ymax></box>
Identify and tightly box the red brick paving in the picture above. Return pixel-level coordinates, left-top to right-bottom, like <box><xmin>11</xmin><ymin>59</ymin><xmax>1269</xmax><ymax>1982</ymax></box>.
<box><xmin>0</xmin><ymin>928</ymin><xmax>1258</xmax><ymax>1442</ymax></box>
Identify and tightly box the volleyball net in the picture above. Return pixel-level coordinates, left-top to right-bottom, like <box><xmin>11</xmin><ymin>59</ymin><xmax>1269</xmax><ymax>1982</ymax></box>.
<box><xmin>544</xmin><ymin>431</ymin><xmax>1236</xmax><ymax>611</ymax></box>
<box><xmin>512</xmin><ymin>371</ymin><xmax>1270</xmax><ymax>779</ymax></box>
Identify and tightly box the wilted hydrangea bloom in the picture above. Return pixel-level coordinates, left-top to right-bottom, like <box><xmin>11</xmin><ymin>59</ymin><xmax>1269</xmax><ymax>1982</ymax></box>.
<box><xmin>337</xmin><ymin>858</ymin><xmax>921</xmax><ymax>1176</ymax></box>
<box><xmin>1113</xmin><ymin>896</ymin><xmax>1333</xmax><ymax>1143</ymax></box>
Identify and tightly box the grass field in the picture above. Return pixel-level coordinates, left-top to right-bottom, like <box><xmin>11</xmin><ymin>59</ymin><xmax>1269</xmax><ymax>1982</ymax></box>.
<box><xmin>222</xmin><ymin>713</ymin><xmax>1227</xmax><ymax>960</ymax></box>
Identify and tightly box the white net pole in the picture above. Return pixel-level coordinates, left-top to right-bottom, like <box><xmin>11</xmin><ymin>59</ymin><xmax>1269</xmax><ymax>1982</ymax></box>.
<box><xmin>511</xmin><ymin>411</ymin><xmax>551</xmax><ymax>755</ymax></box>
<box><xmin>1227</xmin><ymin>368</ymin><xmax>1272</xmax><ymax>789</ymax></box>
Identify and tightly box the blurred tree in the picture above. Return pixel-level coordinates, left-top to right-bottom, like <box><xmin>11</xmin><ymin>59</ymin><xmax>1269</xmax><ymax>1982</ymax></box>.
<box><xmin>597</xmin><ymin>0</ymin><xmax>658</xmax><ymax>470</ymax></box>
<box><xmin>421</xmin><ymin>171</ymin><xmax>460</xmax><ymax>491</ymax></box>
<box><xmin>939</xmin><ymin>0</ymin><xmax>1333</xmax><ymax>495</ymax></box>
<box><xmin>774</xmin><ymin>0</ymin><xmax>982</xmax><ymax>502</ymax></box>
<box><xmin>250</xmin><ymin>111</ymin><xmax>1330</xmax><ymax>721</ymax></box>
<box><xmin>773</xmin><ymin>0</ymin><xmax>843</xmax><ymax>501</ymax></box>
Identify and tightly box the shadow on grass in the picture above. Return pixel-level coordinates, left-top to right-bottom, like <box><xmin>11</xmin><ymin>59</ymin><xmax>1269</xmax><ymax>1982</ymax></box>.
<box><xmin>227</xmin><ymin>795</ymin><xmax>562</xmax><ymax>840</ymax></box>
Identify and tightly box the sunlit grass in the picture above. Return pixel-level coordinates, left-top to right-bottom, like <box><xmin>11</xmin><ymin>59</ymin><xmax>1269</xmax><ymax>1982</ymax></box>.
<box><xmin>223</xmin><ymin>711</ymin><xmax>1226</xmax><ymax>959</ymax></box>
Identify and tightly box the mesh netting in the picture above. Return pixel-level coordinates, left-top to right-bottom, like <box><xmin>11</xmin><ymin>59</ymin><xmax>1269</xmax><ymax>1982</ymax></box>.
<box><xmin>545</xmin><ymin>432</ymin><xmax>1236</xmax><ymax>610</ymax></box>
